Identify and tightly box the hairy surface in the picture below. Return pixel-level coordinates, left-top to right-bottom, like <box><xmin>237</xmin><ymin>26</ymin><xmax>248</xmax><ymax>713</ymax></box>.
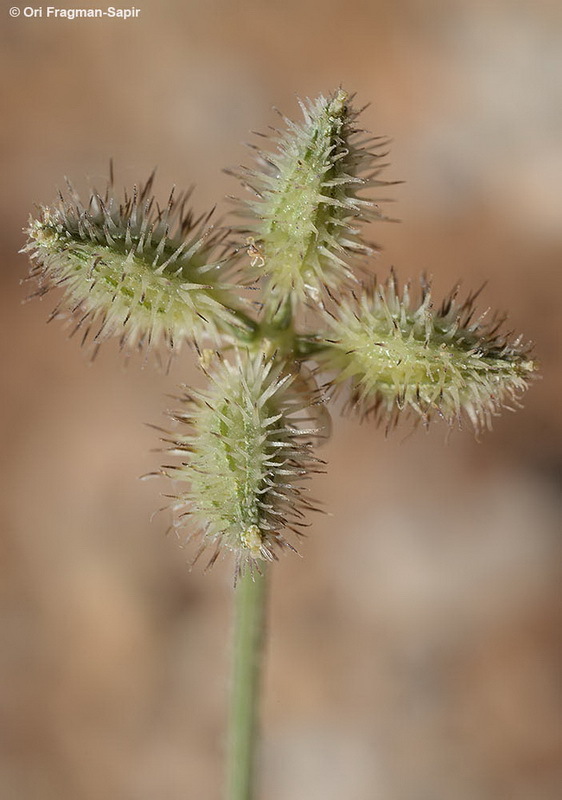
<box><xmin>162</xmin><ymin>354</ymin><xmax>324</xmax><ymax>573</ymax></box>
<box><xmin>233</xmin><ymin>89</ymin><xmax>395</xmax><ymax>309</ymax></box>
<box><xmin>319</xmin><ymin>274</ymin><xmax>536</xmax><ymax>431</ymax></box>
<box><xmin>23</xmin><ymin>174</ymin><xmax>251</xmax><ymax>359</ymax></box>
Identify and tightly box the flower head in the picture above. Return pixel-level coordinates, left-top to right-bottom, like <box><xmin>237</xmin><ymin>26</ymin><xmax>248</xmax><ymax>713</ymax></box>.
<box><xmin>162</xmin><ymin>353</ymin><xmax>323</xmax><ymax>574</ymax></box>
<box><xmin>231</xmin><ymin>89</ymin><xmax>395</xmax><ymax>309</ymax></box>
<box><xmin>318</xmin><ymin>274</ymin><xmax>537</xmax><ymax>431</ymax></box>
<box><xmin>23</xmin><ymin>173</ymin><xmax>252</xmax><ymax>359</ymax></box>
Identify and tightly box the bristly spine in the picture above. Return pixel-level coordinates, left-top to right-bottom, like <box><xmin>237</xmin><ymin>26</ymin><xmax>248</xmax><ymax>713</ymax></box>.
<box><xmin>23</xmin><ymin>172</ymin><xmax>254</xmax><ymax>360</ymax></box>
<box><xmin>162</xmin><ymin>353</ymin><xmax>324</xmax><ymax>576</ymax></box>
<box><xmin>318</xmin><ymin>273</ymin><xmax>537</xmax><ymax>431</ymax></box>
<box><xmin>231</xmin><ymin>89</ymin><xmax>396</xmax><ymax>310</ymax></box>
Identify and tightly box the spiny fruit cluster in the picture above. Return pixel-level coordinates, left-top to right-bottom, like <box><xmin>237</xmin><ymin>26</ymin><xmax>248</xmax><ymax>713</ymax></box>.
<box><xmin>319</xmin><ymin>272</ymin><xmax>534</xmax><ymax>431</ymax></box>
<box><xmin>161</xmin><ymin>354</ymin><xmax>325</xmax><ymax>572</ymax></box>
<box><xmin>24</xmin><ymin>171</ymin><xmax>253</xmax><ymax>361</ymax></box>
<box><xmin>228</xmin><ymin>89</ymin><xmax>395</xmax><ymax>309</ymax></box>
<box><xmin>23</xmin><ymin>89</ymin><xmax>536</xmax><ymax>573</ymax></box>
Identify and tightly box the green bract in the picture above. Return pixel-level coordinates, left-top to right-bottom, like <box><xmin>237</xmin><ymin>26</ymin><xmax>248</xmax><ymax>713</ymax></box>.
<box><xmin>233</xmin><ymin>89</ymin><xmax>393</xmax><ymax>311</ymax></box>
<box><xmin>163</xmin><ymin>354</ymin><xmax>322</xmax><ymax>572</ymax></box>
<box><xmin>318</xmin><ymin>275</ymin><xmax>536</xmax><ymax>430</ymax></box>
<box><xmin>24</xmin><ymin>176</ymin><xmax>253</xmax><ymax>358</ymax></box>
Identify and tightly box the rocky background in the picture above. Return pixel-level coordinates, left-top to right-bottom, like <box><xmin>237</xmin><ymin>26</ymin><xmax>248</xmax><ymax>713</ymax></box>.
<box><xmin>1</xmin><ymin>1</ymin><xmax>561</xmax><ymax>798</ymax></box>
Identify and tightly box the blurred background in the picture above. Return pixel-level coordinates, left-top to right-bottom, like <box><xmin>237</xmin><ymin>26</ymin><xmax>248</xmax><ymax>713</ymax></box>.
<box><xmin>1</xmin><ymin>1</ymin><xmax>561</xmax><ymax>798</ymax></box>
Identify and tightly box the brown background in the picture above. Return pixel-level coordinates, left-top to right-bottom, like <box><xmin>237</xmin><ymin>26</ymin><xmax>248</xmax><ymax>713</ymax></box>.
<box><xmin>1</xmin><ymin>1</ymin><xmax>561</xmax><ymax>798</ymax></box>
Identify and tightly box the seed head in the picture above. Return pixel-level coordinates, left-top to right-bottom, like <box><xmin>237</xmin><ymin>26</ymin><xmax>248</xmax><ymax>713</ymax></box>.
<box><xmin>232</xmin><ymin>89</ymin><xmax>395</xmax><ymax>309</ymax></box>
<box><xmin>23</xmin><ymin>173</ymin><xmax>251</xmax><ymax>359</ymax></box>
<box><xmin>318</xmin><ymin>274</ymin><xmax>537</xmax><ymax>431</ymax></box>
<box><xmin>162</xmin><ymin>353</ymin><xmax>324</xmax><ymax>574</ymax></box>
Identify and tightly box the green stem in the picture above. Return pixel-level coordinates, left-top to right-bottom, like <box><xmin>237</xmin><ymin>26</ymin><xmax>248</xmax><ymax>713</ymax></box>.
<box><xmin>226</xmin><ymin>567</ymin><xmax>269</xmax><ymax>800</ymax></box>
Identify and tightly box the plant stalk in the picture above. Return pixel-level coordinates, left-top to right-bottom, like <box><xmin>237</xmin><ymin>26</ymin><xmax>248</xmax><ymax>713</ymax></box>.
<box><xmin>226</xmin><ymin>567</ymin><xmax>268</xmax><ymax>800</ymax></box>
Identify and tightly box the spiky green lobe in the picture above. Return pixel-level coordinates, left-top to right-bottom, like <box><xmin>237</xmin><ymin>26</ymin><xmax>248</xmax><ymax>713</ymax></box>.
<box><xmin>234</xmin><ymin>89</ymin><xmax>393</xmax><ymax>308</ymax></box>
<box><xmin>23</xmin><ymin>176</ymin><xmax>254</xmax><ymax>358</ymax></box>
<box><xmin>318</xmin><ymin>275</ymin><xmax>536</xmax><ymax>431</ymax></box>
<box><xmin>162</xmin><ymin>354</ymin><xmax>323</xmax><ymax>573</ymax></box>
